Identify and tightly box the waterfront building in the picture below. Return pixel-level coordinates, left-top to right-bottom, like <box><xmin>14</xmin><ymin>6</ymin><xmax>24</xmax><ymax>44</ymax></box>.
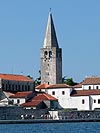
<box><xmin>0</xmin><ymin>11</ymin><xmax>100</xmax><ymax>113</ymax></box>
<box><xmin>9</xmin><ymin>91</ymin><xmax>34</xmax><ymax>105</ymax></box>
<box><xmin>36</xmin><ymin>76</ymin><xmax>100</xmax><ymax>110</ymax></box>
<box><xmin>21</xmin><ymin>93</ymin><xmax>58</xmax><ymax>109</ymax></box>
<box><xmin>40</xmin><ymin>12</ymin><xmax>62</xmax><ymax>84</ymax></box>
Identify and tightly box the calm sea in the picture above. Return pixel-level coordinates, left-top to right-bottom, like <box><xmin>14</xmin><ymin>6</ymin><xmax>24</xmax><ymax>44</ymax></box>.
<box><xmin>0</xmin><ymin>122</ymin><xmax>100</xmax><ymax>133</ymax></box>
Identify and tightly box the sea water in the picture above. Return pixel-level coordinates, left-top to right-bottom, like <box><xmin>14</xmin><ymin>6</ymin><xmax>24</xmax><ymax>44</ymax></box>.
<box><xmin>0</xmin><ymin>122</ymin><xmax>100</xmax><ymax>133</ymax></box>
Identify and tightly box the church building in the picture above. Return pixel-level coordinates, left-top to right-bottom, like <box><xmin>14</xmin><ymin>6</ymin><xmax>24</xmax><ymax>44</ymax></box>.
<box><xmin>40</xmin><ymin>12</ymin><xmax>62</xmax><ymax>85</ymax></box>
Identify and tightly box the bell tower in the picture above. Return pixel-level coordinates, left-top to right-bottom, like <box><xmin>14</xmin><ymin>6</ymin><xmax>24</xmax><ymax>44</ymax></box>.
<box><xmin>40</xmin><ymin>12</ymin><xmax>62</xmax><ymax>84</ymax></box>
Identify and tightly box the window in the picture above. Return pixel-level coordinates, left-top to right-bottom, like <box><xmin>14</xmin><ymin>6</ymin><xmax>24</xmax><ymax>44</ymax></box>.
<box><xmin>28</xmin><ymin>85</ymin><xmax>30</xmax><ymax>91</ymax></box>
<box><xmin>82</xmin><ymin>99</ymin><xmax>85</xmax><ymax>104</ymax></box>
<box><xmin>89</xmin><ymin>86</ymin><xmax>91</xmax><ymax>90</ymax></box>
<box><xmin>44</xmin><ymin>51</ymin><xmax>47</xmax><ymax>55</ymax></box>
<box><xmin>62</xmin><ymin>91</ymin><xmax>65</xmax><ymax>95</ymax></box>
<box><xmin>9</xmin><ymin>84</ymin><xmax>11</xmax><ymax>90</ymax></box>
<box><xmin>17</xmin><ymin>99</ymin><xmax>20</xmax><ymax>104</ymax></box>
<box><xmin>44</xmin><ymin>51</ymin><xmax>48</xmax><ymax>58</ymax></box>
<box><xmin>49</xmin><ymin>51</ymin><xmax>52</xmax><ymax>58</ymax></box>
<box><xmin>96</xmin><ymin>86</ymin><xmax>99</xmax><ymax>89</ymax></box>
<box><xmin>16</xmin><ymin>85</ymin><xmax>17</xmax><ymax>90</ymax></box>
<box><xmin>98</xmin><ymin>99</ymin><xmax>100</xmax><ymax>104</ymax></box>
<box><xmin>18</xmin><ymin>85</ymin><xmax>20</xmax><ymax>91</ymax></box>
<box><xmin>25</xmin><ymin>85</ymin><xmax>27</xmax><ymax>90</ymax></box>
<box><xmin>94</xmin><ymin>100</ymin><xmax>96</xmax><ymax>103</ymax></box>
<box><xmin>22</xmin><ymin>85</ymin><xmax>24</xmax><ymax>91</ymax></box>
<box><xmin>12</xmin><ymin>84</ymin><xmax>14</xmax><ymax>90</ymax></box>
<box><xmin>52</xmin><ymin>91</ymin><xmax>55</xmax><ymax>95</ymax></box>
<box><xmin>46</xmin><ymin>72</ymin><xmax>49</xmax><ymax>76</ymax></box>
<box><xmin>2</xmin><ymin>84</ymin><xmax>4</xmax><ymax>89</ymax></box>
<box><xmin>6</xmin><ymin>84</ymin><xmax>8</xmax><ymax>90</ymax></box>
<box><xmin>12</xmin><ymin>100</ymin><xmax>14</xmax><ymax>104</ymax></box>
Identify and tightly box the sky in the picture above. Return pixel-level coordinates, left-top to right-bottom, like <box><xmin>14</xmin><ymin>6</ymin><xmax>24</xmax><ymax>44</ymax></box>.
<box><xmin>0</xmin><ymin>0</ymin><xmax>100</xmax><ymax>83</ymax></box>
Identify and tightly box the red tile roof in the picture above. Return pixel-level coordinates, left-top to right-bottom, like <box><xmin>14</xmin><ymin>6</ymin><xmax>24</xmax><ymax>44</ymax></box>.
<box><xmin>73</xmin><ymin>83</ymin><xmax>83</xmax><ymax>88</ymax></box>
<box><xmin>71</xmin><ymin>89</ymin><xmax>100</xmax><ymax>96</ymax></box>
<box><xmin>32</xmin><ymin>93</ymin><xmax>57</xmax><ymax>101</ymax></box>
<box><xmin>47</xmin><ymin>84</ymin><xmax>70</xmax><ymax>89</ymax></box>
<box><xmin>3</xmin><ymin>91</ymin><xmax>14</xmax><ymax>97</ymax></box>
<box><xmin>36</xmin><ymin>84</ymin><xmax>70</xmax><ymax>89</ymax></box>
<box><xmin>9</xmin><ymin>91</ymin><xmax>32</xmax><ymax>98</ymax></box>
<box><xmin>21</xmin><ymin>93</ymin><xmax>57</xmax><ymax>107</ymax></box>
<box><xmin>83</xmin><ymin>76</ymin><xmax>100</xmax><ymax>85</ymax></box>
<box><xmin>36</xmin><ymin>84</ymin><xmax>50</xmax><ymax>89</ymax></box>
<box><xmin>0</xmin><ymin>74</ymin><xmax>33</xmax><ymax>82</ymax></box>
<box><xmin>21</xmin><ymin>100</ymin><xmax>42</xmax><ymax>107</ymax></box>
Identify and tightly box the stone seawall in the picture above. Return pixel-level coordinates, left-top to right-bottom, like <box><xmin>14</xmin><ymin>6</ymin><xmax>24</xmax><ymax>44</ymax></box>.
<box><xmin>0</xmin><ymin>106</ymin><xmax>48</xmax><ymax>120</ymax></box>
<box><xmin>0</xmin><ymin>107</ymin><xmax>100</xmax><ymax>122</ymax></box>
<box><xmin>58</xmin><ymin>110</ymin><xmax>100</xmax><ymax>120</ymax></box>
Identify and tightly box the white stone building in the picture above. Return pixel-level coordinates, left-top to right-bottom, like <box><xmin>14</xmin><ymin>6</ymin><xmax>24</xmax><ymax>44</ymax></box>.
<box><xmin>36</xmin><ymin>76</ymin><xmax>100</xmax><ymax>111</ymax></box>
<box><xmin>9</xmin><ymin>91</ymin><xmax>34</xmax><ymax>105</ymax></box>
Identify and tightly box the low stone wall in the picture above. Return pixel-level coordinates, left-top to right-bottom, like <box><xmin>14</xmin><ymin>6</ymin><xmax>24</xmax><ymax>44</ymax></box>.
<box><xmin>0</xmin><ymin>106</ymin><xmax>48</xmax><ymax>120</ymax></box>
<box><xmin>58</xmin><ymin>110</ymin><xmax>100</xmax><ymax>120</ymax></box>
<box><xmin>1</xmin><ymin>107</ymin><xmax>100</xmax><ymax>121</ymax></box>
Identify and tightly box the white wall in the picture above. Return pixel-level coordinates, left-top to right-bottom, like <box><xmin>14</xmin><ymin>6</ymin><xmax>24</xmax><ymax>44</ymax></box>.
<box><xmin>37</xmin><ymin>86</ymin><xmax>100</xmax><ymax>110</ymax></box>
<box><xmin>90</xmin><ymin>95</ymin><xmax>100</xmax><ymax>110</ymax></box>
<box><xmin>74</xmin><ymin>87</ymin><xmax>83</xmax><ymax>90</ymax></box>
<box><xmin>69</xmin><ymin>96</ymin><xmax>90</xmax><ymax>110</ymax></box>
<box><xmin>10</xmin><ymin>98</ymin><xmax>25</xmax><ymax>105</ymax></box>
<box><xmin>47</xmin><ymin>88</ymin><xmax>72</xmax><ymax>108</ymax></box>
<box><xmin>82</xmin><ymin>85</ymin><xmax>100</xmax><ymax>90</ymax></box>
<box><xmin>39</xmin><ymin>88</ymin><xmax>90</xmax><ymax>110</ymax></box>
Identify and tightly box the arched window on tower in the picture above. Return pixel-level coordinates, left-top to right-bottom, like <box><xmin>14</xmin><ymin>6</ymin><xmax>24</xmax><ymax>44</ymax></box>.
<box><xmin>49</xmin><ymin>51</ymin><xmax>52</xmax><ymax>58</ymax></box>
<box><xmin>44</xmin><ymin>51</ymin><xmax>48</xmax><ymax>57</ymax></box>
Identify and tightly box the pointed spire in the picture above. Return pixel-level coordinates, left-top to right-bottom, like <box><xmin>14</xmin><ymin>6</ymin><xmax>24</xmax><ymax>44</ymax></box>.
<box><xmin>43</xmin><ymin>12</ymin><xmax>59</xmax><ymax>48</ymax></box>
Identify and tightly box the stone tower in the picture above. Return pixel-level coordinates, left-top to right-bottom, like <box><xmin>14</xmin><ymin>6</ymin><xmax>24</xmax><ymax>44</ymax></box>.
<box><xmin>40</xmin><ymin>12</ymin><xmax>62</xmax><ymax>85</ymax></box>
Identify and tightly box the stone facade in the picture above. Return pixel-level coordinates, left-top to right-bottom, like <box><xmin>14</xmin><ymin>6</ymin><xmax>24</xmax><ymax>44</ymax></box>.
<box><xmin>41</xmin><ymin>12</ymin><xmax>62</xmax><ymax>85</ymax></box>
<box><xmin>2</xmin><ymin>79</ymin><xmax>34</xmax><ymax>92</ymax></box>
<box><xmin>0</xmin><ymin>74</ymin><xmax>35</xmax><ymax>93</ymax></box>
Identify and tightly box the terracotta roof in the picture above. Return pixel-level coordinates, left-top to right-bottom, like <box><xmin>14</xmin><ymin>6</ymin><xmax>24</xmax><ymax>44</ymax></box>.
<box><xmin>9</xmin><ymin>91</ymin><xmax>32</xmax><ymax>98</ymax></box>
<box><xmin>0</xmin><ymin>74</ymin><xmax>33</xmax><ymax>82</ymax></box>
<box><xmin>71</xmin><ymin>89</ymin><xmax>100</xmax><ymax>96</ymax></box>
<box><xmin>36</xmin><ymin>84</ymin><xmax>50</xmax><ymax>89</ymax></box>
<box><xmin>47</xmin><ymin>84</ymin><xmax>70</xmax><ymax>89</ymax></box>
<box><xmin>32</xmin><ymin>93</ymin><xmax>57</xmax><ymax>101</ymax></box>
<box><xmin>73</xmin><ymin>83</ymin><xmax>82</xmax><ymax>88</ymax></box>
<box><xmin>3</xmin><ymin>92</ymin><xmax>14</xmax><ymax>97</ymax></box>
<box><xmin>36</xmin><ymin>84</ymin><xmax>70</xmax><ymax>89</ymax></box>
<box><xmin>83</xmin><ymin>77</ymin><xmax>100</xmax><ymax>85</ymax></box>
<box><xmin>21</xmin><ymin>100</ymin><xmax>42</xmax><ymax>107</ymax></box>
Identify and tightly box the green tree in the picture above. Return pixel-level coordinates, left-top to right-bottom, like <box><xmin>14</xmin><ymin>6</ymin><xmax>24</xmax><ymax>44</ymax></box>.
<box><xmin>62</xmin><ymin>76</ymin><xmax>77</xmax><ymax>86</ymax></box>
<box><xmin>27</xmin><ymin>75</ymin><xmax>33</xmax><ymax>79</ymax></box>
<box><xmin>35</xmin><ymin>70</ymin><xmax>41</xmax><ymax>86</ymax></box>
